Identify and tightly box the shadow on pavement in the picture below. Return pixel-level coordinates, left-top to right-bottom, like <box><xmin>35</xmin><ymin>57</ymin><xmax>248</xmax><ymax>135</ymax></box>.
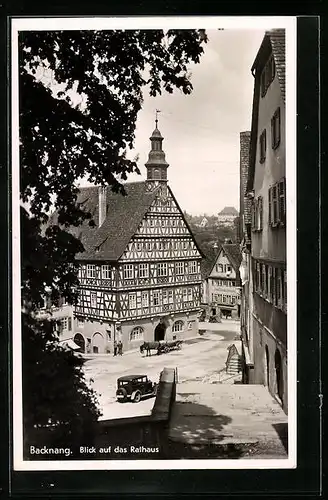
<box><xmin>167</xmin><ymin>400</ymin><xmax>245</xmax><ymax>459</ymax></box>
<box><xmin>272</xmin><ymin>422</ymin><xmax>288</xmax><ymax>453</ymax></box>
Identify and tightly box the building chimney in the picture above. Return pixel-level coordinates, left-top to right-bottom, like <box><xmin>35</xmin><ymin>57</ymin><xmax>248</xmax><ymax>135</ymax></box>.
<box><xmin>98</xmin><ymin>186</ymin><xmax>107</xmax><ymax>227</ymax></box>
<box><xmin>239</xmin><ymin>131</ymin><xmax>251</xmax><ymax>241</ymax></box>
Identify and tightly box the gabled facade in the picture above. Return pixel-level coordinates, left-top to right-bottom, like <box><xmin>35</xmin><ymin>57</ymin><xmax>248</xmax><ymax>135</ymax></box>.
<box><xmin>199</xmin><ymin>217</ymin><xmax>208</xmax><ymax>228</ymax></box>
<box><xmin>241</xmin><ymin>29</ymin><xmax>287</xmax><ymax>413</ymax></box>
<box><xmin>46</xmin><ymin>122</ymin><xmax>203</xmax><ymax>354</ymax></box>
<box><xmin>203</xmin><ymin>243</ymin><xmax>241</xmax><ymax>319</ymax></box>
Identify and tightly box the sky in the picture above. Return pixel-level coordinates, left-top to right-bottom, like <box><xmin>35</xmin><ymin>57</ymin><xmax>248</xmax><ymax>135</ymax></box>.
<box><xmin>125</xmin><ymin>29</ymin><xmax>265</xmax><ymax>216</ymax></box>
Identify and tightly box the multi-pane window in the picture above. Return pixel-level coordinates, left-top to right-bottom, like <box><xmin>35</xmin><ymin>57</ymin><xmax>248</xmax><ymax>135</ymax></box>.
<box><xmin>139</xmin><ymin>263</ymin><xmax>149</xmax><ymax>278</ymax></box>
<box><xmin>87</xmin><ymin>264</ymin><xmax>96</xmax><ymax>278</ymax></box>
<box><xmin>183</xmin><ymin>289</ymin><xmax>188</xmax><ymax>302</ymax></box>
<box><xmin>278</xmin><ymin>179</ymin><xmax>286</xmax><ymax>225</ymax></box>
<box><xmin>77</xmin><ymin>318</ymin><xmax>84</xmax><ymax>328</ymax></box>
<box><xmin>269</xmin><ymin>178</ymin><xmax>286</xmax><ymax>227</ymax></box>
<box><xmin>253</xmin><ymin>259</ymin><xmax>286</xmax><ymax>312</ymax></box>
<box><xmin>135</xmin><ymin>241</ymin><xmax>142</xmax><ymax>251</ymax></box>
<box><xmin>130</xmin><ymin>326</ymin><xmax>144</xmax><ymax>341</ymax></box>
<box><xmin>58</xmin><ymin>317</ymin><xmax>72</xmax><ymax>332</ymax></box>
<box><xmin>101</xmin><ymin>265</ymin><xmax>111</xmax><ymax>279</ymax></box>
<box><xmin>172</xmin><ymin>320</ymin><xmax>184</xmax><ymax>333</ymax></box>
<box><xmin>129</xmin><ymin>293</ymin><xmax>136</xmax><ymax>309</ymax></box>
<box><xmin>259</xmin><ymin>129</ymin><xmax>267</xmax><ymax>163</ymax></box>
<box><xmin>153</xmin><ymin>291</ymin><xmax>160</xmax><ymax>306</ymax></box>
<box><xmin>188</xmin><ymin>288</ymin><xmax>193</xmax><ymax>300</ymax></box>
<box><xmin>123</xmin><ymin>264</ymin><xmax>134</xmax><ymax>279</ymax></box>
<box><xmin>168</xmin><ymin>290</ymin><xmax>174</xmax><ymax>303</ymax></box>
<box><xmin>261</xmin><ymin>55</ymin><xmax>275</xmax><ymax>97</ymax></box>
<box><xmin>162</xmin><ymin>290</ymin><xmax>168</xmax><ymax>304</ymax></box>
<box><xmin>90</xmin><ymin>292</ymin><xmax>97</xmax><ymax>308</ymax></box>
<box><xmin>188</xmin><ymin>261</ymin><xmax>197</xmax><ymax>274</ymax></box>
<box><xmin>157</xmin><ymin>262</ymin><xmax>168</xmax><ymax>277</ymax></box>
<box><xmin>141</xmin><ymin>292</ymin><xmax>149</xmax><ymax>307</ymax></box>
<box><xmin>216</xmin><ymin>263</ymin><xmax>224</xmax><ymax>273</ymax></box>
<box><xmin>271</xmin><ymin>107</ymin><xmax>281</xmax><ymax>149</ymax></box>
<box><xmin>176</xmin><ymin>262</ymin><xmax>184</xmax><ymax>275</ymax></box>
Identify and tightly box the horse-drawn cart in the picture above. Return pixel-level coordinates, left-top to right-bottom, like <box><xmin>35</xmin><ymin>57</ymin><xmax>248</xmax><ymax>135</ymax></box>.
<box><xmin>157</xmin><ymin>340</ymin><xmax>182</xmax><ymax>354</ymax></box>
<box><xmin>140</xmin><ymin>340</ymin><xmax>183</xmax><ymax>356</ymax></box>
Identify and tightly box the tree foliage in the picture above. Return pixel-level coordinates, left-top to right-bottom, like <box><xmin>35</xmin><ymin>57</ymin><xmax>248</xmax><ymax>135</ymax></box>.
<box><xmin>19</xmin><ymin>29</ymin><xmax>207</xmax><ymax>438</ymax></box>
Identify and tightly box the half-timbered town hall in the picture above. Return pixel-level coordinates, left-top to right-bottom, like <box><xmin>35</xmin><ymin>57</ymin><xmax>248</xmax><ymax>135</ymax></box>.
<box><xmin>52</xmin><ymin>121</ymin><xmax>203</xmax><ymax>354</ymax></box>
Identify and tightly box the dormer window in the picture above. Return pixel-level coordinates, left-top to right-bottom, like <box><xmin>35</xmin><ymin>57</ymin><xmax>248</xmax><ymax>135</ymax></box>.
<box><xmin>261</xmin><ymin>55</ymin><xmax>276</xmax><ymax>97</ymax></box>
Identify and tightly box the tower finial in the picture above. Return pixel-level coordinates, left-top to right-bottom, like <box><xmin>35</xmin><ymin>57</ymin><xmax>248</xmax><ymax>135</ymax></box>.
<box><xmin>155</xmin><ymin>109</ymin><xmax>161</xmax><ymax>127</ymax></box>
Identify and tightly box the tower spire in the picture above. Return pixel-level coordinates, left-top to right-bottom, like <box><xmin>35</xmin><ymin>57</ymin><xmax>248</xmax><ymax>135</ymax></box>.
<box><xmin>145</xmin><ymin>116</ymin><xmax>169</xmax><ymax>187</ymax></box>
<box><xmin>155</xmin><ymin>109</ymin><xmax>160</xmax><ymax>128</ymax></box>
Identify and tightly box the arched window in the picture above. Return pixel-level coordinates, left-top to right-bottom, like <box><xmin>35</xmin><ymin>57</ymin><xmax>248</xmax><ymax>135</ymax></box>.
<box><xmin>275</xmin><ymin>348</ymin><xmax>283</xmax><ymax>401</ymax></box>
<box><xmin>172</xmin><ymin>320</ymin><xmax>184</xmax><ymax>333</ymax></box>
<box><xmin>130</xmin><ymin>326</ymin><xmax>144</xmax><ymax>341</ymax></box>
<box><xmin>153</xmin><ymin>169</ymin><xmax>160</xmax><ymax>180</ymax></box>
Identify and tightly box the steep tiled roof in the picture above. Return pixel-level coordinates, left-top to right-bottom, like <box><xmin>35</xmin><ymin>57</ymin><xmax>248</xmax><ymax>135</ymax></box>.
<box><xmin>222</xmin><ymin>243</ymin><xmax>242</xmax><ymax>273</ymax></box>
<box><xmin>50</xmin><ymin>182</ymin><xmax>160</xmax><ymax>262</ymax></box>
<box><xmin>247</xmin><ymin>29</ymin><xmax>285</xmax><ymax>194</ymax></box>
<box><xmin>200</xmin><ymin>247</ymin><xmax>218</xmax><ymax>280</ymax></box>
<box><xmin>49</xmin><ymin>181</ymin><xmax>204</xmax><ymax>262</ymax></box>
<box><xmin>269</xmin><ymin>29</ymin><xmax>286</xmax><ymax>103</ymax></box>
<box><xmin>218</xmin><ymin>206</ymin><xmax>239</xmax><ymax>216</ymax></box>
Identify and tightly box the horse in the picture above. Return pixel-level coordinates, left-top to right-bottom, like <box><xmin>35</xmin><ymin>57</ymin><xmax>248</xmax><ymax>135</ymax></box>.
<box><xmin>140</xmin><ymin>341</ymin><xmax>160</xmax><ymax>357</ymax></box>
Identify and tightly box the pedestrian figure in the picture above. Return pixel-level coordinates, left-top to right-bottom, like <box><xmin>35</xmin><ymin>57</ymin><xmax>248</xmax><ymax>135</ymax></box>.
<box><xmin>118</xmin><ymin>340</ymin><xmax>123</xmax><ymax>356</ymax></box>
<box><xmin>113</xmin><ymin>340</ymin><xmax>118</xmax><ymax>356</ymax></box>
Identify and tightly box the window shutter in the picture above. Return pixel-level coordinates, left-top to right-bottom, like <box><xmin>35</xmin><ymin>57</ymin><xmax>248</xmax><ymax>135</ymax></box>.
<box><xmin>277</xmin><ymin>107</ymin><xmax>281</xmax><ymax>146</ymax></box>
<box><xmin>268</xmin><ymin>266</ymin><xmax>272</xmax><ymax>302</ymax></box>
<box><xmin>259</xmin><ymin>197</ymin><xmax>263</xmax><ymax>229</ymax></box>
<box><xmin>268</xmin><ymin>188</ymin><xmax>272</xmax><ymax>225</ymax></box>
<box><xmin>278</xmin><ymin>178</ymin><xmax>286</xmax><ymax>224</ymax></box>
<box><xmin>271</xmin><ymin>115</ymin><xmax>274</xmax><ymax>149</ymax></box>
<box><xmin>68</xmin><ymin>317</ymin><xmax>72</xmax><ymax>331</ymax></box>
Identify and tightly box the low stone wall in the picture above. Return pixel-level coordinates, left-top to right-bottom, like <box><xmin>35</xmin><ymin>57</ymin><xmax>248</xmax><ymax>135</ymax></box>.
<box><xmin>93</xmin><ymin>367</ymin><xmax>177</xmax><ymax>459</ymax></box>
<box><xmin>24</xmin><ymin>368</ymin><xmax>177</xmax><ymax>461</ymax></box>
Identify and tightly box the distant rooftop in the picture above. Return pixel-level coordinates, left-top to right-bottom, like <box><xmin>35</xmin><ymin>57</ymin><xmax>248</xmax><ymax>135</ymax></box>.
<box><xmin>218</xmin><ymin>206</ymin><xmax>239</xmax><ymax>216</ymax></box>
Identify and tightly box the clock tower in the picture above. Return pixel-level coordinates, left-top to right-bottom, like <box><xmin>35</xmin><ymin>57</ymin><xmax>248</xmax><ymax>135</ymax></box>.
<box><xmin>145</xmin><ymin>114</ymin><xmax>169</xmax><ymax>192</ymax></box>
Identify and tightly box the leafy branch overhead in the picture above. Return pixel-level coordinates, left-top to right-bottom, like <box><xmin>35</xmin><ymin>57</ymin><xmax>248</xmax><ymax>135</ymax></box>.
<box><xmin>19</xmin><ymin>29</ymin><xmax>208</xmax><ymax>226</ymax></box>
<box><xmin>19</xmin><ymin>29</ymin><xmax>207</xmax><ymax>442</ymax></box>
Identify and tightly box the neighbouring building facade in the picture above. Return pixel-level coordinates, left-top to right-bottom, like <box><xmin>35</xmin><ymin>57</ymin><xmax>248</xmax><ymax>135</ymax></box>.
<box><xmin>202</xmin><ymin>241</ymin><xmax>241</xmax><ymax>319</ymax></box>
<box><xmin>217</xmin><ymin>206</ymin><xmax>239</xmax><ymax>227</ymax></box>
<box><xmin>45</xmin><ymin>121</ymin><xmax>203</xmax><ymax>353</ymax></box>
<box><xmin>241</xmin><ymin>29</ymin><xmax>287</xmax><ymax>413</ymax></box>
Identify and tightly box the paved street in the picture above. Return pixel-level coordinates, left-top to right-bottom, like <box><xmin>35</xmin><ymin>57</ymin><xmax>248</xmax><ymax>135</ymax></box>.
<box><xmin>82</xmin><ymin>320</ymin><xmax>240</xmax><ymax>421</ymax></box>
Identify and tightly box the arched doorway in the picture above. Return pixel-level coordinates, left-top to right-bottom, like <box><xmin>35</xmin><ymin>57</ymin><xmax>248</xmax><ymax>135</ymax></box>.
<box><xmin>74</xmin><ymin>333</ymin><xmax>85</xmax><ymax>353</ymax></box>
<box><xmin>92</xmin><ymin>332</ymin><xmax>105</xmax><ymax>354</ymax></box>
<box><xmin>264</xmin><ymin>345</ymin><xmax>270</xmax><ymax>387</ymax></box>
<box><xmin>154</xmin><ymin>320</ymin><xmax>166</xmax><ymax>341</ymax></box>
<box><xmin>275</xmin><ymin>348</ymin><xmax>283</xmax><ymax>402</ymax></box>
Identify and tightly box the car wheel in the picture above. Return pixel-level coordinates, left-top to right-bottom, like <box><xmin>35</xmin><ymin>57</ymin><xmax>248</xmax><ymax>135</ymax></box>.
<box><xmin>133</xmin><ymin>390</ymin><xmax>141</xmax><ymax>403</ymax></box>
<box><xmin>116</xmin><ymin>387</ymin><xmax>127</xmax><ymax>403</ymax></box>
<box><xmin>164</xmin><ymin>346</ymin><xmax>170</xmax><ymax>354</ymax></box>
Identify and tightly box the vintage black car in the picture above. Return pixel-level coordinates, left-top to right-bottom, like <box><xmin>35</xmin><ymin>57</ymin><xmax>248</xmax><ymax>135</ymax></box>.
<box><xmin>116</xmin><ymin>375</ymin><xmax>158</xmax><ymax>403</ymax></box>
